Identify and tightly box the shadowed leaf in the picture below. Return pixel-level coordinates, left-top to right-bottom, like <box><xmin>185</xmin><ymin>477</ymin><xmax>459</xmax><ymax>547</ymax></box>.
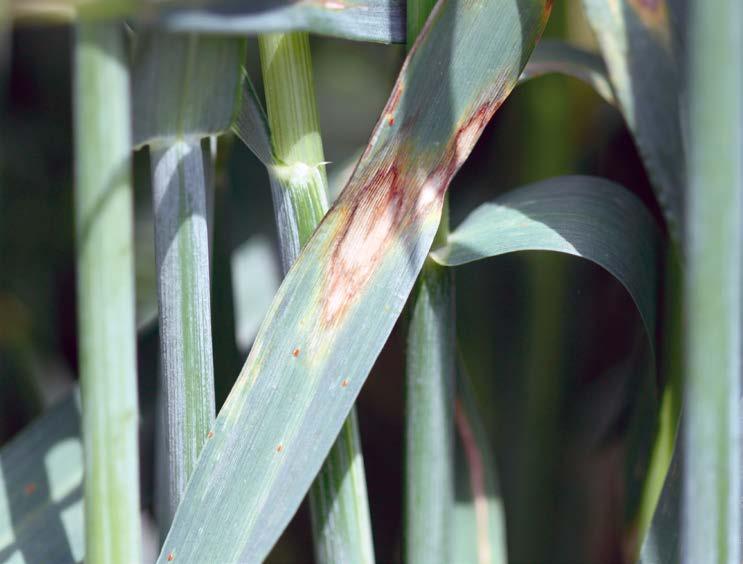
<box><xmin>157</xmin><ymin>1</ymin><xmax>551</xmax><ymax>561</ymax></box>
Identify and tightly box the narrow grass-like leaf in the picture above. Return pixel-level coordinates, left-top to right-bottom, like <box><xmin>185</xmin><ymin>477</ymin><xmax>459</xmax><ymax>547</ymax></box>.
<box><xmin>0</xmin><ymin>396</ymin><xmax>83</xmax><ymax>564</ymax></box>
<box><xmin>405</xmin><ymin>258</ymin><xmax>455</xmax><ymax>564</ymax></box>
<box><xmin>149</xmin><ymin>140</ymin><xmax>215</xmax><ymax>526</ymax></box>
<box><xmin>519</xmin><ymin>39</ymin><xmax>615</xmax><ymax>106</ymax></box>
<box><xmin>73</xmin><ymin>20</ymin><xmax>140</xmax><ymax>563</ymax></box>
<box><xmin>11</xmin><ymin>0</ymin><xmax>404</xmax><ymax>44</ymax></box>
<box><xmin>639</xmin><ymin>437</ymin><xmax>682</xmax><ymax>564</ymax></box>
<box><xmin>158</xmin><ymin>0</ymin><xmax>405</xmax><ymax>44</ymax></box>
<box><xmin>403</xmin><ymin>0</ymin><xmax>455</xmax><ymax>561</ymax></box>
<box><xmin>581</xmin><ymin>0</ymin><xmax>685</xmax><ymax>242</ymax></box>
<box><xmin>430</xmin><ymin>176</ymin><xmax>660</xmax><ymax>346</ymax></box>
<box><xmin>452</xmin><ymin>362</ymin><xmax>507</xmax><ymax>564</ymax></box>
<box><xmin>683</xmin><ymin>0</ymin><xmax>742</xmax><ymax>561</ymax></box>
<box><xmin>132</xmin><ymin>33</ymin><xmax>245</xmax><ymax>147</ymax></box>
<box><xmin>157</xmin><ymin>1</ymin><xmax>551</xmax><ymax>561</ymax></box>
<box><xmin>258</xmin><ymin>31</ymin><xmax>374</xmax><ymax>564</ymax></box>
<box><xmin>132</xmin><ymin>33</ymin><xmax>244</xmax><ymax>526</ymax></box>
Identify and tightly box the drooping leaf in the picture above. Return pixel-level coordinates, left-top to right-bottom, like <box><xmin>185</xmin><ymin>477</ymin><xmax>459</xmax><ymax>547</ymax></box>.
<box><xmin>519</xmin><ymin>38</ymin><xmax>615</xmax><ymax>106</ymax></box>
<box><xmin>581</xmin><ymin>0</ymin><xmax>686</xmax><ymax>243</ymax></box>
<box><xmin>430</xmin><ymin>175</ymin><xmax>660</xmax><ymax>345</ymax></box>
<box><xmin>11</xmin><ymin>0</ymin><xmax>405</xmax><ymax>44</ymax></box>
<box><xmin>452</xmin><ymin>361</ymin><xmax>507</xmax><ymax>564</ymax></box>
<box><xmin>433</xmin><ymin>175</ymin><xmax>664</xmax><ymax>560</ymax></box>
<box><xmin>157</xmin><ymin>1</ymin><xmax>551</xmax><ymax>561</ymax></box>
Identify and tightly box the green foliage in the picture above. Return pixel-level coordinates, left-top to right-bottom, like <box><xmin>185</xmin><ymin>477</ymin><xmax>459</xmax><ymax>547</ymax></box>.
<box><xmin>1</xmin><ymin>0</ymin><xmax>737</xmax><ymax>562</ymax></box>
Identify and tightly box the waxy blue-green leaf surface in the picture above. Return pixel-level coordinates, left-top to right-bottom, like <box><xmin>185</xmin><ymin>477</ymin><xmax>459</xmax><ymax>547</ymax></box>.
<box><xmin>157</xmin><ymin>1</ymin><xmax>551</xmax><ymax>561</ymax></box>
<box><xmin>431</xmin><ymin>175</ymin><xmax>660</xmax><ymax>348</ymax></box>
<box><xmin>581</xmin><ymin>0</ymin><xmax>685</xmax><ymax>242</ymax></box>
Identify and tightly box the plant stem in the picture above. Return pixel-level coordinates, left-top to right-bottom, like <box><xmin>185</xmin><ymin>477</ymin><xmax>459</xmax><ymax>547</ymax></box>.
<box><xmin>73</xmin><ymin>20</ymin><xmax>140</xmax><ymax>563</ymax></box>
<box><xmin>683</xmin><ymin>0</ymin><xmax>742</xmax><ymax>562</ymax></box>
<box><xmin>150</xmin><ymin>138</ymin><xmax>215</xmax><ymax>527</ymax></box>
<box><xmin>404</xmin><ymin>3</ymin><xmax>455</xmax><ymax>562</ymax></box>
<box><xmin>258</xmin><ymin>31</ymin><xmax>374</xmax><ymax>564</ymax></box>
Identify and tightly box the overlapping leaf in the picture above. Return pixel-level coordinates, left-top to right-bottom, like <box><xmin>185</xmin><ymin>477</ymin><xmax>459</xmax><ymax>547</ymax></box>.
<box><xmin>431</xmin><ymin>176</ymin><xmax>660</xmax><ymax>344</ymax></box>
<box><xmin>581</xmin><ymin>0</ymin><xmax>686</xmax><ymax>242</ymax></box>
<box><xmin>11</xmin><ymin>0</ymin><xmax>405</xmax><ymax>44</ymax></box>
<box><xmin>520</xmin><ymin>39</ymin><xmax>615</xmax><ymax>106</ymax></box>
<box><xmin>157</xmin><ymin>1</ymin><xmax>551</xmax><ymax>561</ymax></box>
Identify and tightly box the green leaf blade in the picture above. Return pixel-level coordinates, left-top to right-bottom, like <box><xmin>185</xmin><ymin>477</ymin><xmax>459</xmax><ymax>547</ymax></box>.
<box><xmin>431</xmin><ymin>175</ymin><xmax>661</xmax><ymax>341</ymax></box>
<box><xmin>157</xmin><ymin>1</ymin><xmax>550</xmax><ymax>561</ymax></box>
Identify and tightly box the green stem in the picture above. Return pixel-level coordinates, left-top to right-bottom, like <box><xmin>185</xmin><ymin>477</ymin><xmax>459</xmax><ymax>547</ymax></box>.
<box><xmin>684</xmin><ymin>0</ymin><xmax>742</xmax><ymax>561</ymax></box>
<box><xmin>73</xmin><ymin>20</ymin><xmax>140</xmax><ymax>563</ymax></box>
<box><xmin>404</xmin><ymin>4</ymin><xmax>455</xmax><ymax>562</ymax></box>
<box><xmin>150</xmin><ymin>138</ymin><xmax>215</xmax><ymax>527</ymax></box>
<box><xmin>258</xmin><ymin>31</ymin><xmax>374</xmax><ymax>564</ymax></box>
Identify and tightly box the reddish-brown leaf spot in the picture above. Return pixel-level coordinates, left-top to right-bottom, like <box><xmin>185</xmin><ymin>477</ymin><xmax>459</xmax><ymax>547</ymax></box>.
<box><xmin>167</xmin><ymin>552</ymin><xmax>174</xmax><ymax>562</ymax></box>
<box><xmin>292</xmin><ymin>348</ymin><xmax>300</xmax><ymax>357</ymax></box>
<box><xmin>276</xmin><ymin>444</ymin><xmax>284</xmax><ymax>453</ymax></box>
<box><xmin>24</xmin><ymin>483</ymin><xmax>36</xmax><ymax>495</ymax></box>
<box><xmin>341</xmin><ymin>378</ymin><xmax>350</xmax><ymax>388</ymax></box>
<box><xmin>207</xmin><ymin>431</ymin><xmax>214</xmax><ymax>439</ymax></box>
<box><xmin>386</xmin><ymin>113</ymin><xmax>395</xmax><ymax>126</ymax></box>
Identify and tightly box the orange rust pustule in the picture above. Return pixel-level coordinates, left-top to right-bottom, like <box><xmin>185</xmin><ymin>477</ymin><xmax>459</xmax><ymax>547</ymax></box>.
<box><xmin>24</xmin><ymin>483</ymin><xmax>36</xmax><ymax>495</ymax></box>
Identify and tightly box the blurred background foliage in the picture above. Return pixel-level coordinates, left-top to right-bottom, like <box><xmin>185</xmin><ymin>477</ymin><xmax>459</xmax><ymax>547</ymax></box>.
<box><xmin>0</xmin><ymin>1</ymin><xmax>666</xmax><ymax>561</ymax></box>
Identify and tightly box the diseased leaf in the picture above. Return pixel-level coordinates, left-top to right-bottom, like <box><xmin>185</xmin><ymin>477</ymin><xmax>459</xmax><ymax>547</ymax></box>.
<box><xmin>581</xmin><ymin>0</ymin><xmax>686</xmax><ymax>242</ymax></box>
<box><xmin>520</xmin><ymin>39</ymin><xmax>615</xmax><ymax>106</ymax></box>
<box><xmin>157</xmin><ymin>1</ymin><xmax>551</xmax><ymax>561</ymax></box>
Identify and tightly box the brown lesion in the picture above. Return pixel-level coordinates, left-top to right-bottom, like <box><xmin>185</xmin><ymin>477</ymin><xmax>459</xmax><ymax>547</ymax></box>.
<box><xmin>319</xmin><ymin>94</ymin><xmax>509</xmax><ymax>328</ymax></box>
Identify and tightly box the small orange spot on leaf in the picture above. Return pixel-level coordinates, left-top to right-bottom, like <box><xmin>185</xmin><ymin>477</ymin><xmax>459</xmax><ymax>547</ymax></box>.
<box><xmin>207</xmin><ymin>431</ymin><xmax>214</xmax><ymax>439</ymax></box>
<box><xmin>24</xmin><ymin>483</ymin><xmax>36</xmax><ymax>495</ymax></box>
<box><xmin>167</xmin><ymin>552</ymin><xmax>174</xmax><ymax>562</ymax></box>
<box><xmin>276</xmin><ymin>444</ymin><xmax>284</xmax><ymax>453</ymax></box>
<box><xmin>386</xmin><ymin>113</ymin><xmax>395</xmax><ymax>126</ymax></box>
<box><xmin>292</xmin><ymin>348</ymin><xmax>300</xmax><ymax>357</ymax></box>
<box><xmin>341</xmin><ymin>378</ymin><xmax>350</xmax><ymax>388</ymax></box>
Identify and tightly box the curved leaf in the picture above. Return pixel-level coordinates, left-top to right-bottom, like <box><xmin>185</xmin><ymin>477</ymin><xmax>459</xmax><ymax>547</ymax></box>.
<box><xmin>157</xmin><ymin>1</ymin><xmax>551</xmax><ymax>561</ymax></box>
<box><xmin>520</xmin><ymin>39</ymin><xmax>615</xmax><ymax>106</ymax></box>
<box><xmin>581</xmin><ymin>0</ymin><xmax>686</xmax><ymax>243</ymax></box>
<box><xmin>430</xmin><ymin>175</ymin><xmax>660</xmax><ymax>345</ymax></box>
